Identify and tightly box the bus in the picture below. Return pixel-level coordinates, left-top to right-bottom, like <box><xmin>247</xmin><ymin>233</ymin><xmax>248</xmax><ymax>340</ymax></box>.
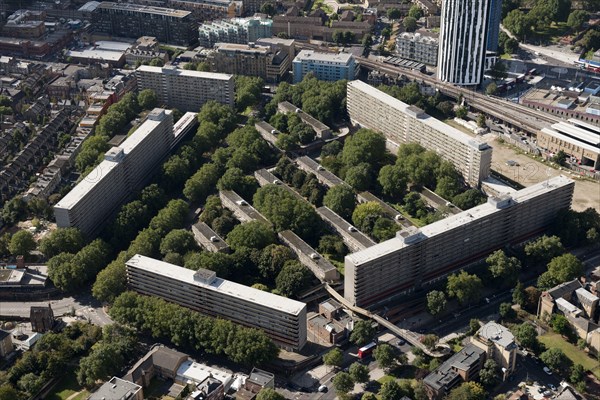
<box><xmin>358</xmin><ymin>342</ymin><xmax>377</xmax><ymax>359</ymax></box>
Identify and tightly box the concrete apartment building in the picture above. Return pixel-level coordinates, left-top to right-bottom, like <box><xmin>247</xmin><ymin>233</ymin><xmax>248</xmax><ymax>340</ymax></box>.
<box><xmin>191</xmin><ymin>221</ymin><xmax>230</xmax><ymax>253</ymax></box>
<box><xmin>219</xmin><ymin>190</ymin><xmax>270</xmax><ymax>224</ymax></box>
<box><xmin>89</xmin><ymin>377</ymin><xmax>142</xmax><ymax>400</ymax></box>
<box><xmin>471</xmin><ymin>322</ymin><xmax>517</xmax><ymax>379</ymax></box>
<box><xmin>317</xmin><ymin>206</ymin><xmax>376</xmax><ymax>252</ymax></box>
<box><xmin>125</xmin><ymin>254</ymin><xmax>307</xmax><ymax>351</ymax></box>
<box><xmin>537</xmin><ymin>119</ymin><xmax>600</xmax><ymax>169</ymax></box>
<box><xmin>198</xmin><ymin>16</ymin><xmax>272</xmax><ymax>47</ymax></box>
<box><xmin>136</xmin><ymin>66</ymin><xmax>234</xmax><ymax>112</ymax></box>
<box><xmin>395</xmin><ymin>32</ymin><xmax>439</xmax><ymax>66</ymax></box>
<box><xmin>93</xmin><ymin>2</ymin><xmax>196</xmax><ymax>46</ymax></box>
<box><xmin>207</xmin><ymin>43</ymin><xmax>290</xmax><ymax>83</ymax></box>
<box><xmin>277</xmin><ymin>102</ymin><xmax>332</xmax><ymax>139</ymax></box>
<box><xmin>292</xmin><ymin>50</ymin><xmax>356</xmax><ymax>83</ymax></box>
<box><xmin>295</xmin><ymin>156</ymin><xmax>345</xmax><ymax>188</ymax></box>
<box><xmin>347</xmin><ymin>80</ymin><xmax>492</xmax><ymax>186</ymax></box>
<box><xmin>424</xmin><ymin>344</ymin><xmax>486</xmax><ymax>400</ymax></box>
<box><xmin>165</xmin><ymin>0</ymin><xmax>241</xmax><ymax>22</ymax></box>
<box><xmin>278</xmin><ymin>230</ymin><xmax>340</xmax><ymax>282</ymax></box>
<box><xmin>54</xmin><ymin>109</ymin><xmax>174</xmax><ymax>236</ymax></box>
<box><xmin>344</xmin><ymin>176</ymin><xmax>575</xmax><ymax>308</ymax></box>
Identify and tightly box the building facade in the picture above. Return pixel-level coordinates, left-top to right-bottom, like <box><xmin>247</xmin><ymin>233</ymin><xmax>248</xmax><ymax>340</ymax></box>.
<box><xmin>292</xmin><ymin>50</ymin><xmax>355</xmax><ymax>83</ymax></box>
<box><xmin>198</xmin><ymin>16</ymin><xmax>272</xmax><ymax>47</ymax></box>
<box><xmin>437</xmin><ymin>0</ymin><xmax>490</xmax><ymax>86</ymax></box>
<box><xmin>487</xmin><ymin>0</ymin><xmax>502</xmax><ymax>52</ymax></box>
<box><xmin>207</xmin><ymin>43</ymin><xmax>290</xmax><ymax>83</ymax></box>
<box><xmin>537</xmin><ymin>119</ymin><xmax>600</xmax><ymax>169</ymax></box>
<box><xmin>54</xmin><ymin>109</ymin><xmax>174</xmax><ymax>236</ymax></box>
<box><xmin>344</xmin><ymin>176</ymin><xmax>574</xmax><ymax>307</ymax></box>
<box><xmin>125</xmin><ymin>254</ymin><xmax>307</xmax><ymax>351</ymax></box>
<box><xmin>93</xmin><ymin>2</ymin><xmax>196</xmax><ymax>46</ymax></box>
<box><xmin>347</xmin><ymin>80</ymin><xmax>492</xmax><ymax>186</ymax></box>
<box><xmin>136</xmin><ymin>66</ymin><xmax>234</xmax><ymax>112</ymax></box>
<box><xmin>395</xmin><ymin>32</ymin><xmax>438</xmax><ymax>66</ymax></box>
<box><xmin>471</xmin><ymin>322</ymin><xmax>517</xmax><ymax>379</ymax></box>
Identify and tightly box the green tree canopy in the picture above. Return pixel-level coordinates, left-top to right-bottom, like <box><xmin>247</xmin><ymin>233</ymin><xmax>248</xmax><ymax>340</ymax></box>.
<box><xmin>39</xmin><ymin>228</ymin><xmax>84</xmax><ymax>258</ymax></box>
<box><xmin>159</xmin><ymin>229</ymin><xmax>198</xmax><ymax>256</ymax></box>
<box><xmin>332</xmin><ymin>372</ymin><xmax>354</xmax><ymax>394</ymax></box>
<box><xmin>341</xmin><ymin>129</ymin><xmax>386</xmax><ymax>169</ymax></box>
<box><xmin>9</xmin><ymin>230</ymin><xmax>36</xmax><ymax>258</ymax></box>
<box><xmin>349</xmin><ymin>362</ymin><xmax>370</xmax><ymax>384</ymax></box>
<box><xmin>350</xmin><ymin>319</ymin><xmax>376</xmax><ymax>346</ymax></box>
<box><xmin>137</xmin><ymin>89</ymin><xmax>158</xmax><ymax>110</ymax></box>
<box><xmin>446</xmin><ymin>381</ymin><xmax>486</xmax><ymax>400</ymax></box>
<box><xmin>352</xmin><ymin>201</ymin><xmax>385</xmax><ymax>234</ymax></box>
<box><xmin>323</xmin><ymin>185</ymin><xmax>356</xmax><ymax>219</ymax></box>
<box><xmin>257</xmin><ymin>244</ymin><xmax>295</xmax><ymax>282</ymax></box>
<box><xmin>403</xmin><ymin>16</ymin><xmax>417</xmax><ymax>32</ymax></box>
<box><xmin>378</xmin><ymin>165</ymin><xmax>408</xmax><ymax>201</ymax></box>
<box><xmin>275</xmin><ymin>260</ymin><xmax>312</xmax><ymax>297</ymax></box>
<box><xmin>486</xmin><ymin>250</ymin><xmax>521</xmax><ymax>284</ymax></box>
<box><xmin>446</xmin><ymin>270</ymin><xmax>483</xmax><ymax>305</ymax></box>
<box><xmin>427</xmin><ymin>290</ymin><xmax>447</xmax><ymax>315</ymax></box>
<box><xmin>379</xmin><ymin>380</ymin><xmax>404</xmax><ymax>400</ymax></box>
<box><xmin>513</xmin><ymin>322</ymin><xmax>539</xmax><ymax>350</ymax></box>
<box><xmin>537</xmin><ymin>253</ymin><xmax>583</xmax><ymax>290</ymax></box>
<box><xmin>524</xmin><ymin>235</ymin><xmax>565</xmax><ymax>265</ymax></box>
<box><xmin>323</xmin><ymin>348</ymin><xmax>344</xmax><ymax>368</ymax></box>
<box><xmin>373</xmin><ymin>343</ymin><xmax>396</xmax><ymax>370</ymax></box>
<box><xmin>540</xmin><ymin>347</ymin><xmax>571</xmax><ymax>372</ymax></box>
<box><xmin>256</xmin><ymin>388</ymin><xmax>285</xmax><ymax>400</ymax></box>
<box><xmin>226</xmin><ymin>221</ymin><xmax>276</xmax><ymax>251</ymax></box>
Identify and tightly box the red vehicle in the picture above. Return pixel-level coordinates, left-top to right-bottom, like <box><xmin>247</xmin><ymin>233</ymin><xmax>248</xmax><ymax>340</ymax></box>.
<box><xmin>358</xmin><ymin>342</ymin><xmax>377</xmax><ymax>359</ymax></box>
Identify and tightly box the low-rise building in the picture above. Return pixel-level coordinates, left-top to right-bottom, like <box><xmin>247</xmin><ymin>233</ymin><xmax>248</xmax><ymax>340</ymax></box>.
<box><xmin>192</xmin><ymin>221</ymin><xmax>230</xmax><ymax>253</ymax></box>
<box><xmin>198</xmin><ymin>16</ymin><xmax>272</xmax><ymax>47</ymax></box>
<box><xmin>30</xmin><ymin>305</ymin><xmax>54</xmax><ymax>333</ymax></box>
<box><xmin>277</xmin><ymin>102</ymin><xmax>331</xmax><ymax>139</ymax></box>
<box><xmin>307</xmin><ymin>299</ymin><xmax>351</xmax><ymax>345</ymax></box>
<box><xmin>126</xmin><ymin>254</ymin><xmax>308</xmax><ymax>350</ymax></box>
<box><xmin>395</xmin><ymin>31</ymin><xmax>439</xmax><ymax>66</ymax></box>
<box><xmin>254</xmin><ymin>169</ymin><xmax>303</xmax><ymax>200</ymax></box>
<box><xmin>471</xmin><ymin>321</ymin><xmax>517</xmax><ymax>379</ymax></box>
<box><xmin>124</xmin><ymin>345</ymin><xmax>188</xmax><ymax>388</ymax></box>
<box><xmin>125</xmin><ymin>36</ymin><xmax>169</xmax><ymax>66</ymax></box>
<box><xmin>317</xmin><ymin>206</ymin><xmax>376</xmax><ymax>252</ymax></box>
<box><xmin>295</xmin><ymin>156</ymin><xmax>344</xmax><ymax>188</ymax></box>
<box><xmin>537</xmin><ymin>119</ymin><xmax>600</xmax><ymax>169</ymax></box>
<box><xmin>278</xmin><ymin>230</ymin><xmax>340</xmax><ymax>282</ymax></box>
<box><xmin>0</xmin><ymin>330</ymin><xmax>13</xmax><ymax>358</ymax></box>
<box><xmin>88</xmin><ymin>377</ymin><xmax>143</xmax><ymax>400</ymax></box>
<box><xmin>292</xmin><ymin>50</ymin><xmax>355</xmax><ymax>83</ymax></box>
<box><xmin>423</xmin><ymin>344</ymin><xmax>486</xmax><ymax>400</ymax></box>
<box><xmin>219</xmin><ymin>190</ymin><xmax>270</xmax><ymax>225</ymax></box>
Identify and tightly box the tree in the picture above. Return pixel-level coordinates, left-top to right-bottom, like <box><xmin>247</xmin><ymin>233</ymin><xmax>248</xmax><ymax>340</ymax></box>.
<box><xmin>39</xmin><ymin>228</ymin><xmax>84</xmax><ymax>258</ymax></box>
<box><xmin>352</xmin><ymin>201</ymin><xmax>385</xmax><ymax>234</ymax></box>
<box><xmin>256</xmin><ymin>388</ymin><xmax>285</xmax><ymax>400</ymax></box>
<box><xmin>540</xmin><ymin>348</ymin><xmax>571</xmax><ymax>372</ymax></box>
<box><xmin>503</xmin><ymin>9</ymin><xmax>530</xmax><ymax>40</ymax></box>
<box><xmin>0</xmin><ymin>384</ymin><xmax>21</xmax><ymax>400</ymax></box>
<box><xmin>275</xmin><ymin>261</ymin><xmax>312</xmax><ymax>297</ymax></box>
<box><xmin>426</xmin><ymin>290</ymin><xmax>447</xmax><ymax>315</ymax></box>
<box><xmin>378</xmin><ymin>165</ymin><xmax>408</xmax><ymax>200</ymax></box>
<box><xmin>257</xmin><ymin>244</ymin><xmax>294</xmax><ymax>282</ymax></box>
<box><xmin>550</xmin><ymin>314</ymin><xmax>573</xmax><ymax>337</ymax></box>
<box><xmin>332</xmin><ymin>372</ymin><xmax>354</xmax><ymax>394</ymax></box>
<box><xmin>552</xmin><ymin>150</ymin><xmax>568</xmax><ymax>166</ymax></box>
<box><xmin>379</xmin><ymin>380</ymin><xmax>403</xmax><ymax>400</ymax></box>
<box><xmin>403</xmin><ymin>16</ymin><xmax>417</xmax><ymax>32</ymax></box>
<box><xmin>387</xmin><ymin>8</ymin><xmax>402</xmax><ymax>20</ymax></box>
<box><xmin>455</xmin><ymin>106</ymin><xmax>468</xmax><ymax>119</ymax></box>
<box><xmin>159</xmin><ymin>229</ymin><xmax>197</xmax><ymax>256</ymax></box>
<box><xmin>524</xmin><ymin>235</ymin><xmax>564</xmax><ymax>265</ymax></box>
<box><xmin>538</xmin><ymin>253</ymin><xmax>583</xmax><ymax>290</ymax></box>
<box><xmin>341</xmin><ymin>129</ymin><xmax>386</xmax><ymax>168</ymax></box>
<box><xmin>345</xmin><ymin>163</ymin><xmax>373</xmax><ymax>191</ymax></box>
<box><xmin>524</xmin><ymin>286</ymin><xmax>541</xmax><ymax>312</ymax></box>
<box><xmin>512</xmin><ymin>281</ymin><xmax>526</xmax><ymax>307</ymax></box>
<box><xmin>137</xmin><ymin>89</ymin><xmax>158</xmax><ymax>110</ymax></box>
<box><xmin>323</xmin><ymin>348</ymin><xmax>344</xmax><ymax>369</ymax></box>
<box><xmin>408</xmin><ymin>5</ymin><xmax>423</xmax><ymax>19</ymax></box>
<box><xmin>226</xmin><ymin>221</ymin><xmax>276</xmax><ymax>251</ymax></box>
<box><xmin>323</xmin><ymin>185</ymin><xmax>356</xmax><ymax>219</ymax></box>
<box><xmin>452</xmin><ymin>189</ymin><xmax>486</xmax><ymax>210</ymax></box>
<box><xmin>372</xmin><ymin>218</ymin><xmax>398</xmax><ymax>242</ymax></box>
<box><xmin>476</xmin><ymin>114</ymin><xmax>486</xmax><ymax>128</ymax></box>
<box><xmin>479</xmin><ymin>359</ymin><xmax>499</xmax><ymax>387</ymax></box>
<box><xmin>513</xmin><ymin>322</ymin><xmax>539</xmax><ymax>350</ymax></box>
<box><xmin>446</xmin><ymin>270</ymin><xmax>483</xmax><ymax>305</ymax></box>
<box><xmin>403</xmin><ymin>192</ymin><xmax>427</xmax><ymax>218</ymax></box>
<box><xmin>486</xmin><ymin>250</ymin><xmax>521</xmax><ymax>284</ymax></box>
<box><xmin>350</xmin><ymin>319</ymin><xmax>376</xmax><ymax>346</ymax></box>
<box><xmin>567</xmin><ymin>10</ymin><xmax>589</xmax><ymax>32</ymax></box>
<box><xmin>9</xmin><ymin>230</ymin><xmax>36</xmax><ymax>258</ymax></box>
<box><xmin>349</xmin><ymin>362</ymin><xmax>370</xmax><ymax>385</ymax></box>
<box><xmin>318</xmin><ymin>235</ymin><xmax>347</xmax><ymax>259</ymax></box>
<box><xmin>374</xmin><ymin>344</ymin><xmax>395</xmax><ymax>370</ymax></box>
<box><xmin>421</xmin><ymin>334</ymin><xmax>438</xmax><ymax>350</ymax></box>
<box><xmin>499</xmin><ymin>302</ymin><xmax>516</xmax><ymax>320</ymax></box>
<box><xmin>570</xmin><ymin>364</ymin><xmax>585</xmax><ymax>384</ymax></box>
<box><xmin>446</xmin><ymin>382</ymin><xmax>486</xmax><ymax>400</ymax></box>
<box><xmin>362</xmin><ymin>393</ymin><xmax>377</xmax><ymax>400</ymax></box>
<box><xmin>485</xmin><ymin>82</ymin><xmax>498</xmax><ymax>96</ymax></box>
<box><xmin>259</xmin><ymin>1</ymin><xmax>276</xmax><ymax>16</ymax></box>
<box><xmin>504</xmin><ymin>37</ymin><xmax>519</xmax><ymax>54</ymax></box>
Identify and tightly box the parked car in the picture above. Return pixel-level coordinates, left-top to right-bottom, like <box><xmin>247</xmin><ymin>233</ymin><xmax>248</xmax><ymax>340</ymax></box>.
<box><xmin>318</xmin><ymin>385</ymin><xmax>328</xmax><ymax>393</ymax></box>
<box><xmin>548</xmin><ymin>383</ymin><xmax>556</xmax><ymax>391</ymax></box>
<box><xmin>543</xmin><ymin>366</ymin><xmax>553</xmax><ymax>375</ymax></box>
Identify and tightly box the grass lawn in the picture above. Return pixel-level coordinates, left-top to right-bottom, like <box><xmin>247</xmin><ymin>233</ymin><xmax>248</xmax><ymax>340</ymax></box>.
<box><xmin>500</xmin><ymin>53</ymin><xmax>512</xmax><ymax>60</ymax></box>
<box><xmin>377</xmin><ymin>375</ymin><xmax>396</xmax><ymax>385</ymax></box>
<box><xmin>46</xmin><ymin>371</ymin><xmax>89</xmax><ymax>400</ymax></box>
<box><xmin>539</xmin><ymin>333</ymin><xmax>600</xmax><ymax>378</ymax></box>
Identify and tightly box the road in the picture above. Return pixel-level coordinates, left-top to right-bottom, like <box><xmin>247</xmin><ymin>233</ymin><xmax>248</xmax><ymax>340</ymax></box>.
<box><xmin>0</xmin><ymin>293</ymin><xmax>113</xmax><ymax>326</ymax></box>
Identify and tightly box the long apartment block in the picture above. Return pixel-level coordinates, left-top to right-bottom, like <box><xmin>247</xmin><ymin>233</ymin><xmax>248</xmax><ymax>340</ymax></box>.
<box><xmin>347</xmin><ymin>80</ymin><xmax>492</xmax><ymax>187</ymax></box>
<box><xmin>136</xmin><ymin>66</ymin><xmax>234</xmax><ymax>112</ymax></box>
<box><xmin>54</xmin><ymin>109</ymin><xmax>174</xmax><ymax>237</ymax></box>
<box><xmin>345</xmin><ymin>176</ymin><xmax>575</xmax><ymax>308</ymax></box>
<box><xmin>126</xmin><ymin>254</ymin><xmax>307</xmax><ymax>351</ymax></box>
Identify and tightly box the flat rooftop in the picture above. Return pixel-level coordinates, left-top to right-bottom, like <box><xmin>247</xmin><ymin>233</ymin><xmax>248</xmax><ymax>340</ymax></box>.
<box><xmin>294</xmin><ymin>49</ymin><xmax>353</xmax><ymax>64</ymax></box>
<box><xmin>296</xmin><ymin>156</ymin><xmax>345</xmax><ymax>186</ymax></box>
<box><xmin>215</xmin><ymin>43</ymin><xmax>270</xmax><ymax>54</ymax></box>
<box><xmin>98</xmin><ymin>1</ymin><xmax>191</xmax><ymax>17</ymax></box>
<box><xmin>478</xmin><ymin>321</ymin><xmax>515</xmax><ymax>349</ymax></box>
<box><xmin>347</xmin><ymin>175</ymin><xmax>574</xmax><ymax>265</ymax></box>
<box><xmin>219</xmin><ymin>190</ymin><xmax>270</xmax><ymax>223</ymax></box>
<box><xmin>88</xmin><ymin>377</ymin><xmax>141</xmax><ymax>400</ymax></box>
<box><xmin>192</xmin><ymin>221</ymin><xmax>228</xmax><ymax>251</ymax></box>
<box><xmin>279</xmin><ymin>230</ymin><xmax>337</xmax><ymax>275</ymax></box>
<box><xmin>176</xmin><ymin>359</ymin><xmax>233</xmax><ymax>386</ymax></box>
<box><xmin>136</xmin><ymin>65</ymin><xmax>233</xmax><ymax>81</ymax></box>
<box><xmin>66</xmin><ymin>48</ymin><xmax>124</xmax><ymax>62</ymax></box>
<box><xmin>317</xmin><ymin>206</ymin><xmax>376</xmax><ymax>249</ymax></box>
<box><xmin>127</xmin><ymin>254</ymin><xmax>306</xmax><ymax>316</ymax></box>
<box><xmin>348</xmin><ymin>80</ymin><xmax>490</xmax><ymax>151</ymax></box>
